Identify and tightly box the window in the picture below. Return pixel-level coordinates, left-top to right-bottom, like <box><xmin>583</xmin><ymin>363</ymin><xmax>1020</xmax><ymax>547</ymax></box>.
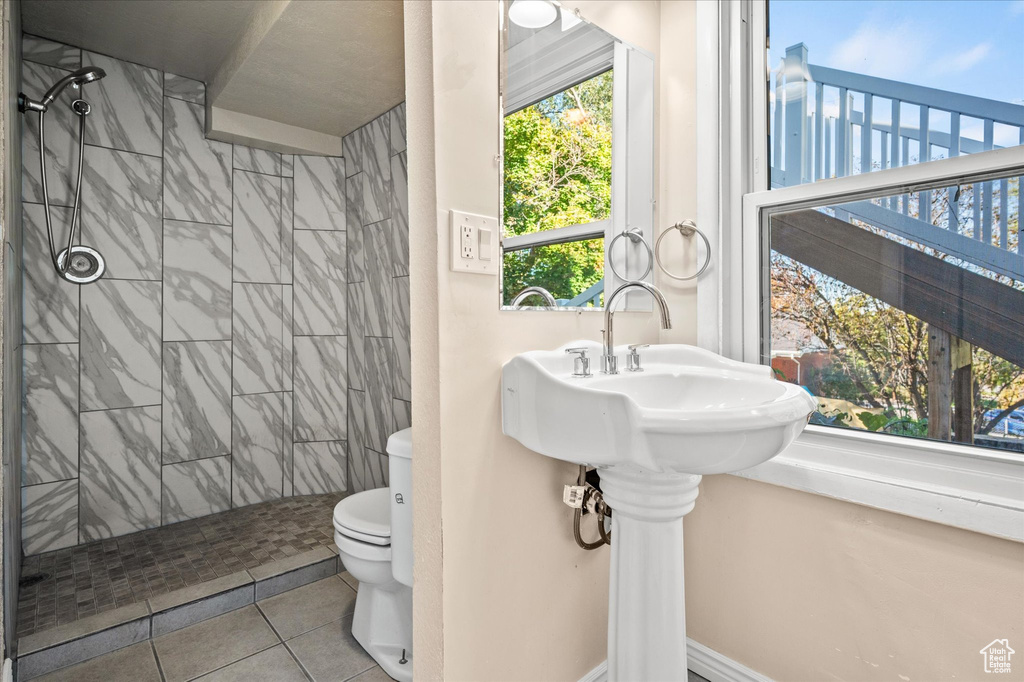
<box><xmin>699</xmin><ymin>0</ymin><xmax>1024</xmax><ymax>538</ymax></box>
<box><xmin>761</xmin><ymin>0</ymin><xmax>1024</xmax><ymax>455</ymax></box>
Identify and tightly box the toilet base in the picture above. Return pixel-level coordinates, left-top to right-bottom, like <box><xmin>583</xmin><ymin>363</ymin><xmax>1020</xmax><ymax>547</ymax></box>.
<box><xmin>351</xmin><ymin>579</ymin><xmax>413</xmax><ymax>682</ymax></box>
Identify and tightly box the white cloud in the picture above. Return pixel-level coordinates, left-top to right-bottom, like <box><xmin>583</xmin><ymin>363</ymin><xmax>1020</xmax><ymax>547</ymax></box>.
<box><xmin>927</xmin><ymin>42</ymin><xmax>992</xmax><ymax>76</ymax></box>
<box><xmin>827</xmin><ymin>20</ymin><xmax>928</xmax><ymax>82</ymax></box>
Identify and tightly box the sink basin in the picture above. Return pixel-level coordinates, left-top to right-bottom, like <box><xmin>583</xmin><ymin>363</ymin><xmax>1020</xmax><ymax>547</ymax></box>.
<box><xmin>502</xmin><ymin>340</ymin><xmax>817</xmax><ymax>475</ymax></box>
<box><xmin>502</xmin><ymin>341</ymin><xmax>816</xmax><ymax>682</ymax></box>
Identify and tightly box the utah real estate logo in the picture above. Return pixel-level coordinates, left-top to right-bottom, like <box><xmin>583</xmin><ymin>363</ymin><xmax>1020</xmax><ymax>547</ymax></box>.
<box><xmin>980</xmin><ymin>639</ymin><xmax>1014</xmax><ymax>674</ymax></box>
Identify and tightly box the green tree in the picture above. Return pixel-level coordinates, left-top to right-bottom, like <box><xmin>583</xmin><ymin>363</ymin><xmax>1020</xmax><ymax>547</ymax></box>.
<box><xmin>502</xmin><ymin>71</ymin><xmax>613</xmax><ymax>305</ymax></box>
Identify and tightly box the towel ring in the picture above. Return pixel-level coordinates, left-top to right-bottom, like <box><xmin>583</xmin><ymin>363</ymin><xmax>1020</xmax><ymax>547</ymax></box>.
<box><xmin>655</xmin><ymin>220</ymin><xmax>711</xmax><ymax>281</ymax></box>
<box><xmin>607</xmin><ymin>227</ymin><xmax>653</xmax><ymax>281</ymax></box>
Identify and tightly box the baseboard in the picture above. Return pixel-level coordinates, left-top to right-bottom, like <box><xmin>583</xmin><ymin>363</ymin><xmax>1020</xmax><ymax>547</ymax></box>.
<box><xmin>578</xmin><ymin>638</ymin><xmax>772</xmax><ymax>682</ymax></box>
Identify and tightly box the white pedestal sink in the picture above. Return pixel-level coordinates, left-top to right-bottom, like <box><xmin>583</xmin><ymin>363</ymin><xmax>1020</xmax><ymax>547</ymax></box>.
<box><xmin>502</xmin><ymin>342</ymin><xmax>816</xmax><ymax>681</ymax></box>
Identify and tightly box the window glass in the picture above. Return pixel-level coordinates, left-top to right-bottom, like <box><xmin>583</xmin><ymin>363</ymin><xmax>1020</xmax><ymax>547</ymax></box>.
<box><xmin>767</xmin><ymin>170</ymin><xmax>1023</xmax><ymax>453</ymax></box>
<box><xmin>502</xmin><ymin>71</ymin><xmax>612</xmax><ymax>304</ymax></box>
<box><xmin>768</xmin><ymin>0</ymin><xmax>1024</xmax><ymax>188</ymax></box>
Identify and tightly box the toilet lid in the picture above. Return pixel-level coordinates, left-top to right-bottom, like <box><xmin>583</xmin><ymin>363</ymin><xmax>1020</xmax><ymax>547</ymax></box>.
<box><xmin>333</xmin><ymin>488</ymin><xmax>391</xmax><ymax>542</ymax></box>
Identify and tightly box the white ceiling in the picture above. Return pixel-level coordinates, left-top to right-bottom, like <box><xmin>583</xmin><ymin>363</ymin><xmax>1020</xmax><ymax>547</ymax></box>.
<box><xmin>22</xmin><ymin>0</ymin><xmax>405</xmax><ymax>142</ymax></box>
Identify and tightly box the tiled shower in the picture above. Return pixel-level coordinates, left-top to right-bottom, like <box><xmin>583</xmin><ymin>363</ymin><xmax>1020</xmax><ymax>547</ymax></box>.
<box><xmin>18</xmin><ymin>34</ymin><xmax>409</xmax><ymax>556</ymax></box>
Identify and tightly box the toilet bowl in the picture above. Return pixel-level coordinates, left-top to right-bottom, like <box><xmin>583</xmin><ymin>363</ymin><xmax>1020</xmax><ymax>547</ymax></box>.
<box><xmin>334</xmin><ymin>428</ymin><xmax>413</xmax><ymax>682</ymax></box>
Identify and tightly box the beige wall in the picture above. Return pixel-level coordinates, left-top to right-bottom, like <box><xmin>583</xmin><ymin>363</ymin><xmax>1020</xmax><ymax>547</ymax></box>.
<box><xmin>407</xmin><ymin>2</ymin><xmax>1022</xmax><ymax>681</ymax></box>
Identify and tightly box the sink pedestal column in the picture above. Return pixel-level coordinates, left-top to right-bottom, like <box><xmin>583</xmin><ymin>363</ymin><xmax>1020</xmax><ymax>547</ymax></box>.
<box><xmin>599</xmin><ymin>467</ymin><xmax>702</xmax><ymax>682</ymax></box>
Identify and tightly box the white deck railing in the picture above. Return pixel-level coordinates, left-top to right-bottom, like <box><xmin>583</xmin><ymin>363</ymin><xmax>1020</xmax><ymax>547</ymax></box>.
<box><xmin>772</xmin><ymin>43</ymin><xmax>1024</xmax><ymax>281</ymax></box>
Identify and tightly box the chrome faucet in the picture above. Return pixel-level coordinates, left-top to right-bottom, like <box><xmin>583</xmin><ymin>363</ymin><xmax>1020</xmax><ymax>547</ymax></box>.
<box><xmin>601</xmin><ymin>281</ymin><xmax>672</xmax><ymax>374</ymax></box>
<box><xmin>511</xmin><ymin>285</ymin><xmax>557</xmax><ymax>308</ymax></box>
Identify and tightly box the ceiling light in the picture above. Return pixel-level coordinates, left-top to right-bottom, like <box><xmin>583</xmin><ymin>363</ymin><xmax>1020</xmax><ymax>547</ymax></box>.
<box><xmin>509</xmin><ymin>0</ymin><xmax>557</xmax><ymax>29</ymax></box>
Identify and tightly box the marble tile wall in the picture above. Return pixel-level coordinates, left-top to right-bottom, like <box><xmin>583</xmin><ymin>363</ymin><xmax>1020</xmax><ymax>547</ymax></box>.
<box><xmin>343</xmin><ymin>103</ymin><xmax>411</xmax><ymax>493</ymax></box>
<box><xmin>18</xmin><ymin>34</ymin><xmax>411</xmax><ymax>555</ymax></box>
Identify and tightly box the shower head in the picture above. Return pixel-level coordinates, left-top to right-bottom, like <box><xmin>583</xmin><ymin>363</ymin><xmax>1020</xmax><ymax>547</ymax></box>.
<box><xmin>39</xmin><ymin>66</ymin><xmax>106</xmax><ymax>109</ymax></box>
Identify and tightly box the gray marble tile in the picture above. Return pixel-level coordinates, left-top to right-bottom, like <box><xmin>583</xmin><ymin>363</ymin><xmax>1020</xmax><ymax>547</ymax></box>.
<box><xmin>281</xmin><ymin>154</ymin><xmax>294</xmax><ymax>177</ymax></box>
<box><xmin>393</xmin><ymin>399</ymin><xmax>411</xmax><ymax>433</ymax></box>
<box><xmin>281</xmin><ymin>177</ymin><xmax>294</xmax><ymax>284</ymax></box>
<box><xmin>194</xmin><ymin>644</ymin><xmax>306</xmax><ymax>682</ymax></box>
<box><xmin>363</xmin><ymin>222</ymin><xmax>393</xmax><ymax>338</ymax></box>
<box><xmin>163</xmin><ymin>341</ymin><xmax>231</xmax><ymax>463</ymax></box>
<box><xmin>390</xmin><ymin>102</ymin><xmax>407</xmax><ymax>155</ymax></box>
<box><xmin>293</xmin><ymin>230</ymin><xmax>347</xmax><ymax>335</ymax></box>
<box><xmin>153</xmin><ymin>605</ymin><xmax>278</xmax><ymax>682</ymax></box>
<box><xmin>80</xmin><ymin>279</ymin><xmax>161</xmax><ymax>411</ymax></box>
<box><xmin>391</xmin><ymin>151</ymin><xmax>409</xmax><ymax>276</ymax></box>
<box><xmin>81</xmin><ymin>145</ymin><xmax>162</xmax><ymax>280</ymax></box>
<box><xmin>346</xmin><ymin>186</ymin><xmax>365</xmax><ymax>281</ymax></box>
<box><xmin>151</xmin><ymin>582</ymin><xmax>254</xmax><ymax>638</ymax></box>
<box><xmin>164</xmin><ymin>73</ymin><xmax>205</xmax><ymax>105</ymax></box>
<box><xmin>82</xmin><ymin>51</ymin><xmax>162</xmax><ymax>156</ymax></box>
<box><xmin>342</xmin><ymin>132</ymin><xmax>361</xmax><ymax>178</ymax></box>
<box><xmin>348</xmin><ymin>395</ymin><xmax>387</xmax><ymax>495</ymax></box>
<box><xmin>23</xmin><ymin>343</ymin><xmax>78</xmax><ymax>485</ymax></box>
<box><xmin>285</xmin><ymin>614</ymin><xmax>376</xmax><ymax>682</ymax></box>
<box><xmin>164</xmin><ymin>97</ymin><xmax>232</xmax><ymax>225</ymax></box>
<box><xmin>22</xmin><ymin>204</ymin><xmax>79</xmax><ymax>343</ymax></box>
<box><xmin>162</xmin><ymin>456</ymin><xmax>231</xmax><ymax>525</ymax></box>
<box><xmin>232</xmin><ymin>283</ymin><xmax>284</xmax><ymax>395</ymax></box>
<box><xmin>256</xmin><ymin>576</ymin><xmax>356</xmax><ymax>640</ymax></box>
<box><xmin>233</xmin><ymin>145</ymin><xmax>281</xmax><ymax>175</ymax></box>
<box><xmin>232</xmin><ymin>393</ymin><xmax>284</xmax><ymax>507</ymax></box>
<box><xmin>345</xmin><ymin>173</ymin><xmax>364</xmax><ymax>233</ymax></box>
<box><xmin>22</xmin><ymin>61</ymin><xmax>80</xmax><ymax>206</ymax></box>
<box><xmin>392</xmin><ymin>276</ymin><xmax>411</xmax><ymax>401</ymax></box>
<box><xmin>28</xmin><ymin>640</ymin><xmax>161</xmax><ymax>682</ymax></box>
<box><xmin>283</xmin><ymin>394</ymin><xmax>294</xmax><ymax>496</ymax></box>
<box><xmin>22</xmin><ymin>479</ymin><xmax>78</xmax><ymax>555</ymax></box>
<box><xmin>293</xmin><ymin>441</ymin><xmax>347</xmax><ymax>496</ymax></box>
<box><xmin>347</xmin><ymin>281</ymin><xmax>366</xmax><ymax>392</ymax></box>
<box><xmin>79</xmin><ymin>405</ymin><xmax>162</xmax><ymax>542</ymax></box>
<box><xmin>364</xmin><ymin>337</ymin><xmax>394</xmax><ymax>454</ymax></box>
<box><xmin>23</xmin><ymin>35</ymin><xmax>80</xmax><ymax>70</ymax></box>
<box><xmin>283</xmin><ymin>285</ymin><xmax>293</xmax><ymax>391</ymax></box>
<box><xmin>293</xmin><ymin>335</ymin><xmax>347</xmax><ymax>442</ymax></box>
<box><xmin>164</xmin><ymin>219</ymin><xmax>232</xmax><ymax>341</ymax></box>
<box><xmin>233</xmin><ymin>169</ymin><xmax>282</xmax><ymax>282</ymax></box>
<box><xmin>293</xmin><ymin>156</ymin><xmax>345</xmax><ymax>231</ymax></box>
<box><xmin>362</xmin><ymin>159</ymin><xmax>391</xmax><ymax>226</ymax></box>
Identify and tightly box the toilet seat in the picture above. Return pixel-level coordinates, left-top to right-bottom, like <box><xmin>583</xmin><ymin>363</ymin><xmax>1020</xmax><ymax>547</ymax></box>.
<box><xmin>334</xmin><ymin>488</ymin><xmax>391</xmax><ymax>546</ymax></box>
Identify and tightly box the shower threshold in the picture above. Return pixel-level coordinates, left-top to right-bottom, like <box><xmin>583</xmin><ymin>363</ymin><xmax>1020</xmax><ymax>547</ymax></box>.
<box><xmin>15</xmin><ymin>493</ymin><xmax>350</xmax><ymax>679</ymax></box>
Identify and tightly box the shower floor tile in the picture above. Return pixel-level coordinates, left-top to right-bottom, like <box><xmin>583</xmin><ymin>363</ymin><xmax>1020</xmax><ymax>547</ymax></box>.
<box><xmin>17</xmin><ymin>493</ymin><xmax>342</xmax><ymax>639</ymax></box>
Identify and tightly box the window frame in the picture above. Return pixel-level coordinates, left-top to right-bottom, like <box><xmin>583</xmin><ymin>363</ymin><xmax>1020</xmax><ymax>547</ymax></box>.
<box><xmin>699</xmin><ymin>0</ymin><xmax>1024</xmax><ymax>541</ymax></box>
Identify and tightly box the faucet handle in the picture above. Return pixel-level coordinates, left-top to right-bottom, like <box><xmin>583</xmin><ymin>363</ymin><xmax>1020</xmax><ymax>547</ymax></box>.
<box><xmin>625</xmin><ymin>344</ymin><xmax>650</xmax><ymax>372</ymax></box>
<box><xmin>565</xmin><ymin>347</ymin><xmax>592</xmax><ymax>378</ymax></box>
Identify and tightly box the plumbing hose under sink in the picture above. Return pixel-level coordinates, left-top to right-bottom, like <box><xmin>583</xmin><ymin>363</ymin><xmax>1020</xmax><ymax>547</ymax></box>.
<box><xmin>573</xmin><ymin>465</ymin><xmax>612</xmax><ymax>550</ymax></box>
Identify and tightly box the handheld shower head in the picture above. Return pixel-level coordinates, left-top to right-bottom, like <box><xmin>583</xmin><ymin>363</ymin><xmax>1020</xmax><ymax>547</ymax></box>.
<box><xmin>41</xmin><ymin>66</ymin><xmax>106</xmax><ymax>108</ymax></box>
<box><xmin>20</xmin><ymin>66</ymin><xmax>106</xmax><ymax>113</ymax></box>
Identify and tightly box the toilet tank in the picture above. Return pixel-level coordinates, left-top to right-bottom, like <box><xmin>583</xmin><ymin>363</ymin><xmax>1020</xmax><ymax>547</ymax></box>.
<box><xmin>386</xmin><ymin>428</ymin><xmax>413</xmax><ymax>587</ymax></box>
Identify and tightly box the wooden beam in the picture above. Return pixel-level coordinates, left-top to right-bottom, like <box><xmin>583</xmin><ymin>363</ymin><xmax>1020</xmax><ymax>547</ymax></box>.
<box><xmin>952</xmin><ymin>338</ymin><xmax>974</xmax><ymax>444</ymax></box>
<box><xmin>772</xmin><ymin>209</ymin><xmax>1024</xmax><ymax>367</ymax></box>
<box><xmin>927</xmin><ymin>326</ymin><xmax>952</xmax><ymax>441</ymax></box>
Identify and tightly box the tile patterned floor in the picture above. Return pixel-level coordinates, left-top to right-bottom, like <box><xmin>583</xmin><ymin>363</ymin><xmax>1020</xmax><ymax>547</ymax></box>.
<box><xmin>18</xmin><ymin>494</ymin><xmax>343</xmax><ymax>638</ymax></box>
<box><xmin>34</xmin><ymin>575</ymin><xmax>378</xmax><ymax>682</ymax></box>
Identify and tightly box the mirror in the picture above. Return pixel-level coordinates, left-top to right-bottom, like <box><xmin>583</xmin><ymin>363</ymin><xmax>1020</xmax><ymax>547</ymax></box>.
<box><xmin>499</xmin><ymin>1</ymin><xmax>656</xmax><ymax>311</ymax></box>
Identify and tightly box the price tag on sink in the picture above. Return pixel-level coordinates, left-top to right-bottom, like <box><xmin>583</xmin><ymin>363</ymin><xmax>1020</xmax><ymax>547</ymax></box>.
<box><xmin>563</xmin><ymin>485</ymin><xmax>587</xmax><ymax>508</ymax></box>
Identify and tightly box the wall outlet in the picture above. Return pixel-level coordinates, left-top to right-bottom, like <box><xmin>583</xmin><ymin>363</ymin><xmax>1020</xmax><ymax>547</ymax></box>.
<box><xmin>450</xmin><ymin>210</ymin><xmax>497</xmax><ymax>275</ymax></box>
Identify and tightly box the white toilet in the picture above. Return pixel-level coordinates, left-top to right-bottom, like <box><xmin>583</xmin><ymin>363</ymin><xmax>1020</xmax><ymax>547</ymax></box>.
<box><xmin>333</xmin><ymin>428</ymin><xmax>413</xmax><ymax>682</ymax></box>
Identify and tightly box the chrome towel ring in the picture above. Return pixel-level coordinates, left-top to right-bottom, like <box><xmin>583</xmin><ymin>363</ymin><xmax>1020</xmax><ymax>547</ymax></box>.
<box><xmin>607</xmin><ymin>227</ymin><xmax>653</xmax><ymax>281</ymax></box>
<box><xmin>655</xmin><ymin>220</ymin><xmax>711</xmax><ymax>281</ymax></box>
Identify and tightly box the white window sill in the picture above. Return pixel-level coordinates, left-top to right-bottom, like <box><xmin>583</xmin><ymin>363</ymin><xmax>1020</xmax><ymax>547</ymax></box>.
<box><xmin>730</xmin><ymin>425</ymin><xmax>1024</xmax><ymax>542</ymax></box>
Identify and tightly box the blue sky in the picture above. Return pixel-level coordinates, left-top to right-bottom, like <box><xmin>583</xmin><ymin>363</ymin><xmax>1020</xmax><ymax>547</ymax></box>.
<box><xmin>769</xmin><ymin>0</ymin><xmax>1024</xmax><ymax>106</ymax></box>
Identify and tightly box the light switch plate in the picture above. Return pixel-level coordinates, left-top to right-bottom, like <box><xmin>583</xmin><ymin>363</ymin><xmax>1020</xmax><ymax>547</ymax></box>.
<box><xmin>450</xmin><ymin>210</ymin><xmax>498</xmax><ymax>275</ymax></box>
